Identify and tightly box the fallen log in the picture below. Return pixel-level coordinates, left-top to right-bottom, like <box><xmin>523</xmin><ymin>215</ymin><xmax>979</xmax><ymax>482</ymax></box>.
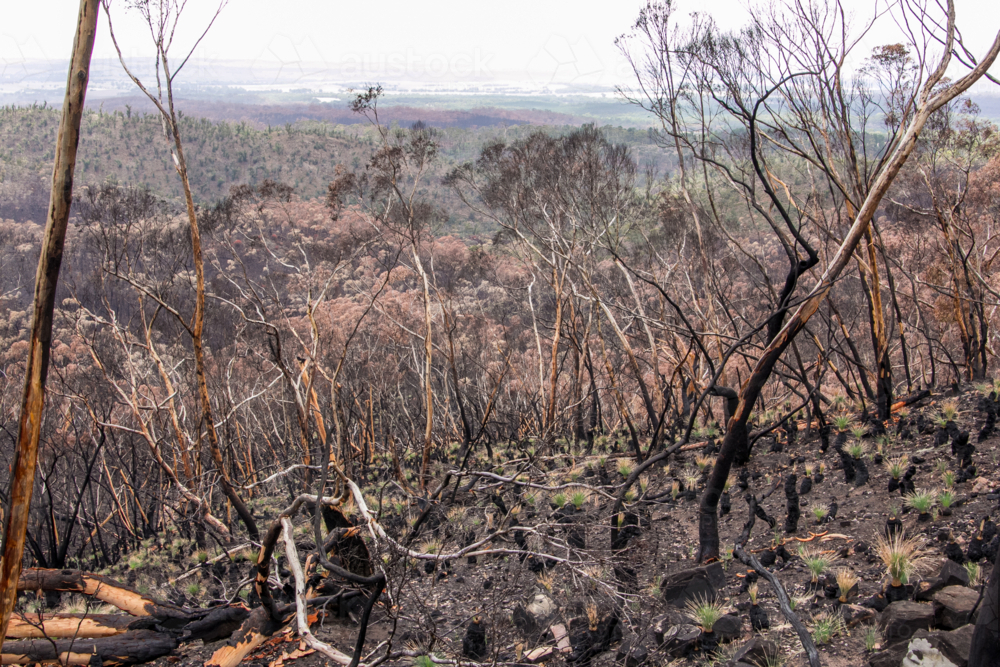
<box><xmin>17</xmin><ymin>569</ymin><xmax>191</xmax><ymax>620</ymax></box>
<box><xmin>890</xmin><ymin>389</ymin><xmax>931</xmax><ymax>413</ymax></box>
<box><xmin>0</xmin><ymin>629</ymin><xmax>177</xmax><ymax>665</ymax></box>
<box><xmin>180</xmin><ymin>605</ymin><xmax>250</xmax><ymax>643</ymax></box>
<box><xmin>206</xmin><ymin>606</ymin><xmax>286</xmax><ymax>667</ymax></box>
<box><xmin>6</xmin><ymin>613</ymin><xmax>153</xmax><ymax>639</ymax></box>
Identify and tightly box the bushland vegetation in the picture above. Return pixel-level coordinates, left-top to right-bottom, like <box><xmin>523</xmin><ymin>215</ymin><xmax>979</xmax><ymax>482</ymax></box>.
<box><xmin>1</xmin><ymin>0</ymin><xmax>1000</xmax><ymax>665</ymax></box>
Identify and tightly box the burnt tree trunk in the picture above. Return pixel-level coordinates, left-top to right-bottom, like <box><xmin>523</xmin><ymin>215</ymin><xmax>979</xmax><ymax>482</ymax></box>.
<box><xmin>968</xmin><ymin>553</ymin><xmax>1000</xmax><ymax>667</ymax></box>
<box><xmin>0</xmin><ymin>629</ymin><xmax>177</xmax><ymax>666</ymax></box>
<box><xmin>695</xmin><ymin>57</ymin><xmax>1000</xmax><ymax>560</ymax></box>
<box><xmin>16</xmin><ymin>569</ymin><xmax>191</xmax><ymax>620</ymax></box>
<box><xmin>0</xmin><ymin>0</ymin><xmax>100</xmax><ymax>652</ymax></box>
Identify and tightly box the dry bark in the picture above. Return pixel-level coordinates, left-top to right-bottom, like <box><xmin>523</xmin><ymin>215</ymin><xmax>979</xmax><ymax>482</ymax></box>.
<box><xmin>205</xmin><ymin>606</ymin><xmax>285</xmax><ymax>667</ymax></box>
<box><xmin>5</xmin><ymin>614</ymin><xmax>151</xmax><ymax>640</ymax></box>
<box><xmin>0</xmin><ymin>629</ymin><xmax>177</xmax><ymax>665</ymax></box>
<box><xmin>0</xmin><ymin>0</ymin><xmax>101</xmax><ymax>652</ymax></box>
<box><xmin>16</xmin><ymin>569</ymin><xmax>190</xmax><ymax>620</ymax></box>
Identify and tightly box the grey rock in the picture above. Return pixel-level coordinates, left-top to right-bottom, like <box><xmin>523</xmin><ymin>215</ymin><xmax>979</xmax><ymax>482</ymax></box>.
<box><xmin>870</xmin><ymin>640</ymin><xmax>910</xmax><ymax>667</ymax></box>
<box><xmin>512</xmin><ymin>605</ymin><xmax>538</xmax><ymax>635</ymax></box>
<box><xmin>661</xmin><ymin>624</ymin><xmax>701</xmax><ymax>658</ymax></box>
<box><xmin>730</xmin><ymin>637</ymin><xmax>780</xmax><ymax>665</ymax></box>
<box><xmin>901</xmin><ymin>637</ymin><xmax>958</xmax><ymax>667</ymax></box>
<box><xmin>650</xmin><ymin>616</ymin><xmax>671</xmax><ymax>645</ymax></box>
<box><xmin>917</xmin><ymin>561</ymin><xmax>971</xmax><ymax>601</ymax></box>
<box><xmin>927</xmin><ymin>624</ymin><xmax>974</xmax><ymax>667</ymax></box>
<box><xmin>526</xmin><ymin>594</ymin><xmax>557</xmax><ymax>624</ymax></box>
<box><xmin>870</xmin><ymin>626</ymin><xmax>974</xmax><ymax>667</ymax></box>
<box><xmin>841</xmin><ymin>603</ymin><xmax>877</xmax><ymax>628</ymax></box>
<box><xmin>514</xmin><ymin>594</ymin><xmax>557</xmax><ymax>638</ymax></box>
<box><xmin>880</xmin><ymin>601</ymin><xmax>935</xmax><ymax>646</ymax></box>
<box><xmin>932</xmin><ymin>587</ymin><xmax>979</xmax><ymax>630</ymax></box>
<box><xmin>615</xmin><ymin>640</ymin><xmax>648</xmax><ymax>667</ymax></box>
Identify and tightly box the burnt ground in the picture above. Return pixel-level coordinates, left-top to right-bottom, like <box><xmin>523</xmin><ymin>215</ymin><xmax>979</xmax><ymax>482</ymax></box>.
<box><xmin>27</xmin><ymin>385</ymin><xmax>1000</xmax><ymax>667</ymax></box>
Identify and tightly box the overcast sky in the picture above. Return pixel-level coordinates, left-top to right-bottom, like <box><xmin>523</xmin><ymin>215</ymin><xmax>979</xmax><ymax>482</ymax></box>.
<box><xmin>2</xmin><ymin>0</ymin><xmax>998</xmax><ymax>89</ymax></box>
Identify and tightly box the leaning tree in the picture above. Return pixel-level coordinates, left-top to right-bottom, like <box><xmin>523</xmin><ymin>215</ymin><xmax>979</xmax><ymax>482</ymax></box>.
<box><xmin>621</xmin><ymin>0</ymin><xmax>1000</xmax><ymax>562</ymax></box>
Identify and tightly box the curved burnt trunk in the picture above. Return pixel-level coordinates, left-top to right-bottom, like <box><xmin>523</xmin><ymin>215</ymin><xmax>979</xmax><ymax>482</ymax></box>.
<box><xmin>968</xmin><ymin>554</ymin><xmax>999</xmax><ymax>667</ymax></box>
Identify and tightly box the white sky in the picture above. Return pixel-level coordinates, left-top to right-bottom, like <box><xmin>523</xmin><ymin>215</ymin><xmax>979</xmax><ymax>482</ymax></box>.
<box><xmin>1</xmin><ymin>0</ymin><xmax>998</xmax><ymax>89</ymax></box>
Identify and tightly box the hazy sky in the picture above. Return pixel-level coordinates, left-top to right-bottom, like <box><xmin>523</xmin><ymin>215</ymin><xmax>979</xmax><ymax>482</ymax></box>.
<box><xmin>2</xmin><ymin>0</ymin><xmax>998</xmax><ymax>88</ymax></box>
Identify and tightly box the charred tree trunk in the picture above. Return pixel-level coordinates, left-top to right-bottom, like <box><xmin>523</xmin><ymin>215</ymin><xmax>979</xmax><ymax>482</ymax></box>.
<box><xmin>16</xmin><ymin>569</ymin><xmax>191</xmax><ymax>620</ymax></box>
<box><xmin>0</xmin><ymin>0</ymin><xmax>100</xmax><ymax>652</ymax></box>
<box><xmin>968</xmin><ymin>551</ymin><xmax>999</xmax><ymax>667</ymax></box>
<box><xmin>0</xmin><ymin>629</ymin><xmax>177</xmax><ymax>666</ymax></box>
<box><xmin>855</xmin><ymin>227</ymin><xmax>892</xmax><ymax>422</ymax></box>
<box><xmin>695</xmin><ymin>56</ymin><xmax>1000</xmax><ymax>560</ymax></box>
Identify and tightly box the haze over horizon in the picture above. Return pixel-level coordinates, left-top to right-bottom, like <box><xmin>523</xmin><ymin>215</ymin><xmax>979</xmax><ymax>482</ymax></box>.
<box><xmin>4</xmin><ymin>0</ymin><xmax>999</xmax><ymax>101</ymax></box>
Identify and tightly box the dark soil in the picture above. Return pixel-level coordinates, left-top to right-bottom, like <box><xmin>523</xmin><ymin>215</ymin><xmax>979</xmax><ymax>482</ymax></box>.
<box><xmin>25</xmin><ymin>387</ymin><xmax>1000</xmax><ymax>667</ymax></box>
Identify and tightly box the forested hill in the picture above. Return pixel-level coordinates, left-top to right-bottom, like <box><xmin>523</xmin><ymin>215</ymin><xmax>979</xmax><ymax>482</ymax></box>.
<box><xmin>0</xmin><ymin>104</ymin><xmax>670</xmax><ymax>235</ymax></box>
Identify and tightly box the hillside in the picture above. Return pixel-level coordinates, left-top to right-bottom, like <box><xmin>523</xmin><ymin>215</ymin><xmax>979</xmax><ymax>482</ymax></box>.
<box><xmin>0</xmin><ymin>103</ymin><xmax>671</xmax><ymax>236</ymax></box>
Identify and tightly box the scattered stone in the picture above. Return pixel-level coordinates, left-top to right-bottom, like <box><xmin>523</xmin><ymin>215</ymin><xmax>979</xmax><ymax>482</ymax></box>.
<box><xmin>972</xmin><ymin>477</ymin><xmax>993</xmax><ymax>495</ymax></box>
<box><xmin>515</xmin><ymin>594</ymin><xmax>556</xmax><ymax>638</ymax></box>
<box><xmin>880</xmin><ymin>601</ymin><xmax>936</xmax><ymax>646</ymax></box>
<box><xmin>661</xmin><ymin>624</ymin><xmax>701</xmax><ymax>659</ymax></box>
<box><xmin>731</xmin><ymin>638</ymin><xmax>780</xmax><ymax>666</ymax></box>
<box><xmin>525</xmin><ymin>647</ymin><xmax>552</xmax><ymax>663</ymax></box>
<box><xmin>932</xmin><ymin>586</ymin><xmax>979</xmax><ymax>629</ymax></box>
<box><xmin>551</xmin><ymin>623</ymin><xmax>571</xmax><ymax>653</ymax></box>
<box><xmin>650</xmin><ymin>615</ymin><xmax>673</xmax><ymax>645</ymax></box>
<box><xmin>615</xmin><ymin>639</ymin><xmax>648</xmax><ymax>667</ymax></box>
<box><xmin>872</xmin><ymin>625</ymin><xmax>975</xmax><ymax>667</ymax></box>
<box><xmin>871</xmin><ymin>638</ymin><xmax>912</xmax><ymax>667</ymax></box>
<box><xmin>917</xmin><ymin>560</ymin><xmax>970</xmax><ymax>601</ymax></box>
<box><xmin>841</xmin><ymin>603</ymin><xmax>876</xmax><ymax>628</ymax></box>
<box><xmin>901</xmin><ymin>637</ymin><xmax>958</xmax><ymax>667</ymax></box>
<box><xmin>930</xmin><ymin>624</ymin><xmax>975</xmax><ymax>667</ymax></box>
<box><xmin>526</xmin><ymin>594</ymin><xmax>557</xmax><ymax>625</ymax></box>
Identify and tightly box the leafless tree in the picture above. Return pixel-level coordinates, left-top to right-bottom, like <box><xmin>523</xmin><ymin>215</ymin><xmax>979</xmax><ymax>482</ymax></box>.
<box><xmin>100</xmin><ymin>0</ymin><xmax>257</xmax><ymax>540</ymax></box>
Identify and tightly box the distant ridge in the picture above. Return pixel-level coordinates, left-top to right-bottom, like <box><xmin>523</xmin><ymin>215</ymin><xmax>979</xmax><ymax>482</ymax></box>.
<box><xmin>86</xmin><ymin>97</ymin><xmax>587</xmax><ymax>129</ymax></box>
